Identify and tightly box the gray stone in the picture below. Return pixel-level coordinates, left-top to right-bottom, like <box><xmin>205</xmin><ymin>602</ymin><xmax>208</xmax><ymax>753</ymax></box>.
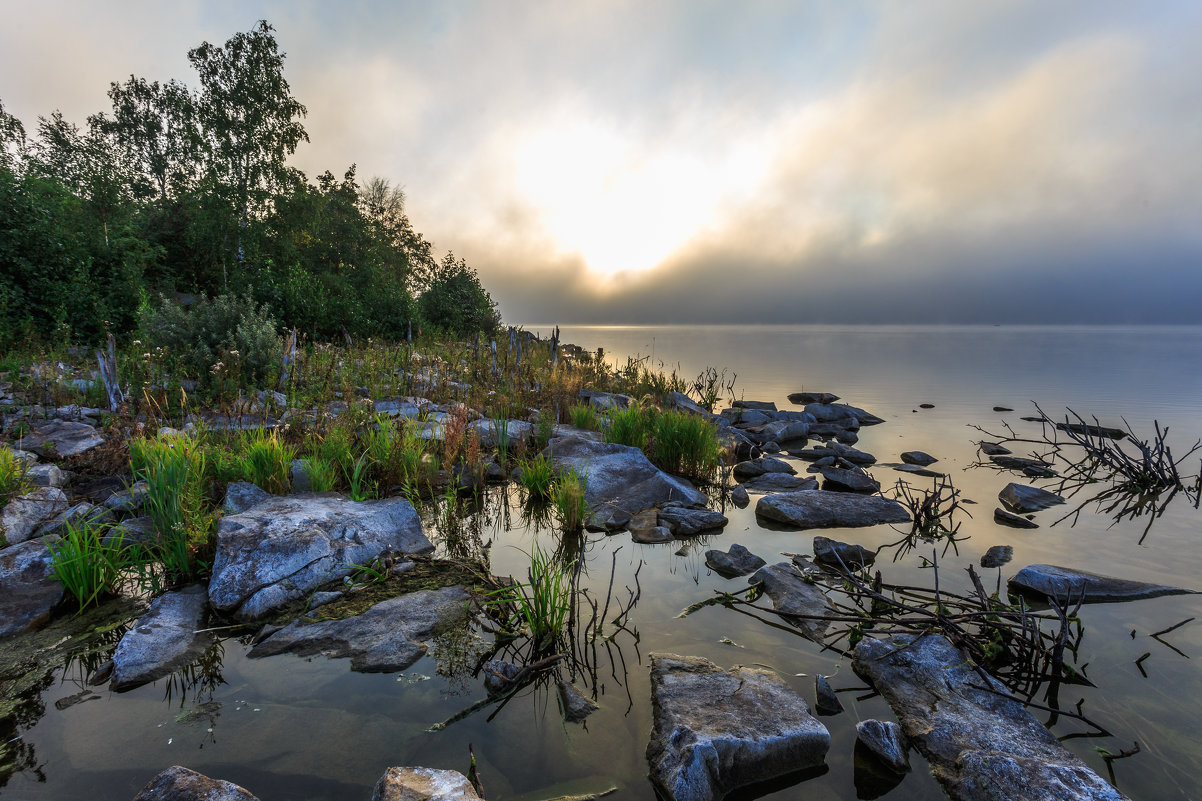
<box><xmin>307</xmin><ymin>590</ymin><xmax>343</xmax><ymax>609</ymax></box>
<box><xmin>759</xmin><ymin>419</ymin><xmax>811</xmax><ymax>444</ymax></box>
<box><xmin>732</xmin><ymin>456</ymin><xmax>796</xmax><ymax>481</ymax></box>
<box><xmin>133</xmin><ymin>765</ymin><xmax>261</xmax><ymax>801</ymax></box>
<box><xmin>546</xmin><ymin>436</ymin><xmax>705</xmax><ymax>529</ymax></box>
<box><xmin>999</xmin><ymin>483</ymin><xmax>1065</xmax><ymax>513</ymax></box>
<box><xmin>900</xmin><ymin>451</ymin><xmax>938</xmax><ymax>467</ymax></box>
<box><xmin>990</xmin><ymin>455</ymin><xmax>1055</xmax><ymax>475</ymax></box>
<box><xmin>740</xmin><ymin>473</ymin><xmax>816</xmax><ymax>493</ymax></box>
<box><xmin>209</xmin><ymin>493</ymin><xmax>432</xmax><ymax>619</ymax></box>
<box><xmin>106</xmin><ymin>516</ymin><xmax>156</xmax><ymax>547</ymax></box>
<box><xmin>558</xmin><ymin>680</ymin><xmax>599</xmax><ymax>722</ymax></box>
<box><xmin>732</xmin><ymin>399</ymin><xmax>778</xmax><ymax>412</ymax></box>
<box><xmin>371</xmin><ymin>767</ymin><xmax>481</xmax><ymax>801</ymax></box>
<box><xmin>979</xmin><ymin>441</ymin><xmax>1012</xmax><ymax>456</ymax></box>
<box><xmin>819</xmin><ymin>466</ymin><xmax>880</xmax><ymax>494</ymax></box>
<box><xmin>749</xmin><ymin>562</ymin><xmax>834</xmax><ymax>642</ymax></box>
<box><xmin>580</xmin><ymin>389</ymin><xmax>633</xmax><ymax>411</ymax></box>
<box><xmin>111</xmin><ymin>585</ymin><xmax>210</xmax><ymax>691</ymax></box>
<box><xmin>761</xmin><ymin>441</ymin><xmax>781</xmax><ymax>453</ymax></box>
<box><xmin>1</xmin><ymin>486</ymin><xmax>69</xmax><ymax>546</ymax></box>
<box><xmin>470</xmin><ymin>418</ymin><xmax>534</xmax><ymax>448</ymax></box>
<box><xmin>647</xmin><ymin>653</ymin><xmax>830</xmax><ymax>801</ymax></box>
<box><xmin>289</xmin><ymin>459</ymin><xmax>312</xmax><ymax>492</ymax></box>
<box><xmin>730</xmin><ymin>485</ymin><xmax>750</xmax><ymax>507</ymax></box>
<box><xmin>27</xmin><ymin>463</ymin><xmax>67</xmax><ymax>488</ymax></box>
<box><xmin>0</xmin><ymin>538</ymin><xmax>64</xmax><ymax>639</ymax></box>
<box><xmin>1056</xmin><ymin>421</ymin><xmax>1127</xmax><ymax>441</ymax></box>
<box><xmin>103</xmin><ymin>481</ymin><xmax>149</xmax><ymax>513</ymax></box>
<box><xmin>980</xmin><ymin>545</ymin><xmax>1014</xmax><ymax>569</ymax></box>
<box><xmin>223</xmin><ymin>481</ymin><xmax>272</xmax><ymax>515</ymax></box>
<box><xmin>814</xmin><ymin>673</ymin><xmax>843</xmax><ymax>715</ymax></box>
<box><xmin>853</xmin><ymin>633</ymin><xmax>1129</xmax><ymax>801</ymax></box>
<box><xmin>792</xmin><ymin>442</ymin><xmax>877</xmax><ymax>466</ymax></box>
<box><xmin>756</xmin><ymin>491</ymin><xmax>910</xmax><ymax>530</ymax></box>
<box><xmin>658</xmin><ymin>507</ymin><xmax>728</xmax><ymax>537</ymax></box>
<box><xmin>856</xmin><ymin>719</ymin><xmax>909</xmax><ymax>774</ymax></box>
<box><xmin>35</xmin><ymin>501</ymin><xmax>112</xmax><ymax>539</ymax></box>
<box><xmin>889</xmin><ymin>463</ymin><xmax>944</xmax><ymax>478</ymax></box>
<box><xmin>21</xmin><ymin>419</ymin><xmax>105</xmax><ymax>457</ymax></box>
<box><xmin>805</xmin><ymin>402</ymin><xmax>884</xmax><ymax>426</ymax></box>
<box><xmin>720</xmin><ymin>407</ymin><xmax>774</xmax><ymax>428</ymax></box>
<box><xmin>813</xmin><ymin>536</ymin><xmax>876</xmax><ymax>570</ymax></box>
<box><xmin>994</xmin><ymin>508</ymin><xmax>1038</xmax><ymax>529</ymax></box>
<box><xmin>666</xmin><ymin>392</ymin><xmax>710</xmax><ymax>416</ymax></box>
<box><xmin>632</xmin><ymin>525</ymin><xmax>676</xmax><ymax>544</ymax></box>
<box><xmin>705</xmin><ymin>544</ymin><xmax>767</xmax><ymax>578</ymax></box>
<box><xmin>1009</xmin><ymin>564</ymin><xmax>1197</xmax><ymax>604</ymax></box>
<box><xmin>788</xmin><ymin>391</ymin><xmax>839</xmax><ymax>405</ymax></box>
<box><xmin>250</xmin><ymin>585</ymin><xmax>470</xmax><ymax>671</ymax></box>
<box><xmin>482</xmin><ymin>659</ymin><xmax>522</xmax><ymax>694</ymax></box>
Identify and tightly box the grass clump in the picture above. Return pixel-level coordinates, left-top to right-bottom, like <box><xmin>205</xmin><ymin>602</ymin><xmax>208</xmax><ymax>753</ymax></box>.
<box><xmin>239</xmin><ymin>428</ymin><xmax>296</xmax><ymax>494</ymax></box>
<box><xmin>47</xmin><ymin>519</ymin><xmax>131</xmax><ymax>611</ymax></box>
<box><xmin>568</xmin><ymin>403</ymin><xmax>600</xmax><ymax>431</ymax></box>
<box><xmin>517</xmin><ymin>454</ymin><xmax>555</xmax><ymax>499</ymax></box>
<box><xmin>301</xmin><ymin>457</ymin><xmax>338</xmax><ymax>492</ymax></box>
<box><xmin>652</xmin><ymin>409</ymin><xmax>721</xmax><ymax>478</ymax></box>
<box><xmin>0</xmin><ymin>447</ymin><xmax>30</xmax><ymax>510</ymax></box>
<box><xmin>484</xmin><ymin>541</ymin><xmax>573</xmax><ymax>649</ymax></box>
<box><xmin>130</xmin><ymin>434</ymin><xmax>214</xmax><ymax>588</ymax></box>
<box><xmin>604</xmin><ymin>404</ymin><xmax>651</xmax><ymax>450</ymax></box>
<box><xmin>551</xmin><ymin>467</ymin><xmax>588</xmax><ymax>531</ymax></box>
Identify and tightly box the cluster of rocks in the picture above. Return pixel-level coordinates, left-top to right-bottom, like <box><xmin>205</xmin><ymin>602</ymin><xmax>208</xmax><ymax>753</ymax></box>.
<box><xmin>131</xmin><ymin>764</ymin><xmax>486</xmax><ymax>801</ymax></box>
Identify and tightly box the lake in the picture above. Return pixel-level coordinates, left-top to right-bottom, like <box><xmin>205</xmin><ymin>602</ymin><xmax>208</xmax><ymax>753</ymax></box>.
<box><xmin>5</xmin><ymin>324</ymin><xmax>1202</xmax><ymax>801</ymax></box>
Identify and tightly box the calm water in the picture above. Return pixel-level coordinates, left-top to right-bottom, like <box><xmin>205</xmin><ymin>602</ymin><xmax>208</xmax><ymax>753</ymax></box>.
<box><xmin>6</xmin><ymin>325</ymin><xmax>1202</xmax><ymax>801</ymax></box>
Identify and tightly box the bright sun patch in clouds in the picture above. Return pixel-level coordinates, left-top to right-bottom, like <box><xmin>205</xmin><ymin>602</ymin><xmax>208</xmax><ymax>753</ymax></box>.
<box><xmin>510</xmin><ymin>116</ymin><xmax>769</xmax><ymax>280</ymax></box>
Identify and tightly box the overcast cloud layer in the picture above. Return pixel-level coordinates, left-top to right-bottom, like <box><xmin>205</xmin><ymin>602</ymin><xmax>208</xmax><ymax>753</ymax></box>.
<box><xmin>3</xmin><ymin>1</ymin><xmax>1199</xmax><ymax>324</ymax></box>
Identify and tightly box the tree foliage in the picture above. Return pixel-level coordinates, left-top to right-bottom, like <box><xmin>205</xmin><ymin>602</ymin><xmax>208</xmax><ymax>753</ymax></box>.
<box><xmin>0</xmin><ymin>20</ymin><xmax>502</xmax><ymax>352</ymax></box>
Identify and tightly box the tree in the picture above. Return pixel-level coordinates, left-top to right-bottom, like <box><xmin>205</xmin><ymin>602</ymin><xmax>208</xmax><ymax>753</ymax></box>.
<box><xmin>417</xmin><ymin>253</ymin><xmax>501</xmax><ymax>337</ymax></box>
<box><xmin>0</xmin><ymin>98</ymin><xmax>26</xmax><ymax>170</ymax></box>
<box><xmin>105</xmin><ymin>75</ymin><xmax>197</xmax><ymax>203</ymax></box>
<box><xmin>188</xmin><ymin>20</ymin><xmax>308</xmax><ymax>262</ymax></box>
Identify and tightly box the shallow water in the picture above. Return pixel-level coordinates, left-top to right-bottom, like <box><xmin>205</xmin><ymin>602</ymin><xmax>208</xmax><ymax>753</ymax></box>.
<box><xmin>6</xmin><ymin>325</ymin><xmax>1202</xmax><ymax>800</ymax></box>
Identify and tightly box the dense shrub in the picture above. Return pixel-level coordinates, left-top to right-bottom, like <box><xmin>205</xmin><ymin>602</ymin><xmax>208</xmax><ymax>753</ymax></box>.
<box><xmin>138</xmin><ymin>292</ymin><xmax>282</xmax><ymax>384</ymax></box>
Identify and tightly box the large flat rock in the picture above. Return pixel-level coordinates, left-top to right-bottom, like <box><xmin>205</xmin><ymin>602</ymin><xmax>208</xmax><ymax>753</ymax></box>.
<box><xmin>853</xmin><ymin>634</ymin><xmax>1129</xmax><ymax>801</ymax></box>
<box><xmin>546</xmin><ymin>435</ymin><xmax>706</xmax><ymax>528</ymax></box>
<box><xmin>111</xmin><ymin>585</ymin><xmax>211</xmax><ymax>691</ymax></box>
<box><xmin>208</xmin><ymin>493</ymin><xmax>432</xmax><ymax>619</ymax></box>
<box><xmin>21</xmin><ymin>419</ymin><xmax>105</xmax><ymax>457</ymax></box>
<box><xmin>133</xmin><ymin>765</ymin><xmax>261</xmax><ymax>801</ymax></box>
<box><xmin>749</xmin><ymin>562</ymin><xmax>834</xmax><ymax>642</ymax></box>
<box><xmin>372</xmin><ymin>767</ymin><xmax>481</xmax><ymax>801</ymax></box>
<box><xmin>2</xmin><ymin>486</ymin><xmax>69</xmax><ymax>546</ymax></box>
<box><xmin>647</xmin><ymin>653</ymin><xmax>830</xmax><ymax>801</ymax></box>
<box><xmin>998</xmin><ymin>483</ymin><xmax>1065</xmax><ymax>514</ymax></box>
<box><xmin>1009</xmin><ymin>564</ymin><xmax>1197</xmax><ymax>604</ymax></box>
<box><xmin>0</xmin><ymin>538</ymin><xmax>64</xmax><ymax>639</ymax></box>
<box><xmin>756</xmin><ymin>490</ymin><xmax>909</xmax><ymax>530</ymax></box>
<box><xmin>249</xmin><ymin>585</ymin><xmax>470</xmax><ymax>672</ymax></box>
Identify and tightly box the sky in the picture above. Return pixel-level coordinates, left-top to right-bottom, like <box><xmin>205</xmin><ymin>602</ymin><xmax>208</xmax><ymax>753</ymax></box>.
<box><xmin>2</xmin><ymin>1</ymin><xmax>1200</xmax><ymax>324</ymax></box>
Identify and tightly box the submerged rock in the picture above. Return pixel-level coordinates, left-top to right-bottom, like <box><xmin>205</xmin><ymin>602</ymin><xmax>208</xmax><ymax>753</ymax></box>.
<box><xmin>0</xmin><ymin>538</ymin><xmax>64</xmax><ymax>639</ymax></box>
<box><xmin>856</xmin><ymin>719</ymin><xmax>910</xmax><ymax>774</ymax></box>
<box><xmin>813</xmin><ymin>536</ymin><xmax>876</xmax><ymax>570</ymax></box>
<box><xmin>994</xmin><ymin>508</ymin><xmax>1038</xmax><ymax>529</ymax></box>
<box><xmin>854</xmin><ymin>633</ymin><xmax>1130</xmax><ymax>801</ymax></box>
<box><xmin>558</xmin><ymin>679</ymin><xmax>599</xmax><ymax>722</ymax></box>
<box><xmin>900</xmin><ymin>451</ymin><xmax>937</xmax><ymax>467</ymax></box>
<box><xmin>111</xmin><ymin>585</ymin><xmax>210</xmax><ymax>691</ymax></box>
<box><xmin>209</xmin><ymin>493</ymin><xmax>432</xmax><ymax>619</ymax></box>
<box><xmin>749</xmin><ymin>562</ymin><xmax>834</xmax><ymax>642</ymax></box>
<box><xmin>372</xmin><ymin>767</ymin><xmax>481</xmax><ymax>801</ymax></box>
<box><xmin>979</xmin><ymin>441</ymin><xmax>1012</xmax><ymax>456</ymax></box>
<box><xmin>704</xmin><ymin>544</ymin><xmax>767</xmax><ymax>578</ymax></box>
<box><xmin>1056</xmin><ymin>421</ymin><xmax>1127</xmax><ymax>441</ymax></box>
<box><xmin>990</xmin><ymin>455</ymin><xmax>1055</xmax><ymax>475</ymax></box>
<box><xmin>548</xmin><ymin>435</ymin><xmax>706</xmax><ymax>529</ymax></box>
<box><xmin>999</xmin><ymin>483</ymin><xmax>1065</xmax><ymax>514</ymax></box>
<box><xmin>250</xmin><ymin>585</ymin><xmax>470</xmax><ymax>672</ymax></box>
<box><xmin>980</xmin><ymin>545</ymin><xmax>1014</xmax><ymax>569</ymax></box>
<box><xmin>133</xmin><ymin>766</ymin><xmax>261</xmax><ymax>801</ymax></box>
<box><xmin>814</xmin><ymin>674</ymin><xmax>843</xmax><ymax>716</ymax></box>
<box><xmin>756</xmin><ymin>491</ymin><xmax>910</xmax><ymax>530</ymax></box>
<box><xmin>1</xmin><ymin>486</ymin><xmax>69</xmax><ymax>546</ymax></box>
<box><xmin>819</xmin><ymin>466</ymin><xmax>880</xmax><ymax>494</ymax></box>
<box><xmin>740</xmin><ymin>473</ymin><xmax>816</xmax><ymax>493</ymax></box>
<box><xmin>1009</xmin><ymin>564</ymin><xmax>1197</xmax><ymax>604</ymax></box>
<box><xmin>730</xmin><ymin>485</ymin><xmax>750</xmax><ymax>508</ymax></box>
<box><xmin>21</xmin><ymin>419</ymin><xmax>105</xmax><ymax>457</ymax></box>
<box><xmin>647</xmin><ymin>653</ymin><xmax>830</xmax><ymax>801</ymax></box>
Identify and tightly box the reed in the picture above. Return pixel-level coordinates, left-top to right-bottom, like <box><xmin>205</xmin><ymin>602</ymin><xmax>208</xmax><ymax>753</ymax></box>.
<box><xmin>551</xmin><ymin>467</ymin><xmax>588</xmax><ymax>531</ymax></box>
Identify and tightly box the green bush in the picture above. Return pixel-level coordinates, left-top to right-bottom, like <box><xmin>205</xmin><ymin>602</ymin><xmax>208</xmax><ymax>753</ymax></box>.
<box><xmin>605</xmin><ymin>404</ymin><xmax>652</xmax><ymax>451</ymax></box>
<box><xmin>130</xmin><ymin>434</ymin><xmax>213</xmax><ymax>588</ymax></box>
<box><xmin>239</xmin><ymin>428</ymin><xmax>295</xmax><ymax>494</ymax></box>
<box><xmin>138</xmin><ymin>292</ymin><xmax>282</xmax><ymax>385</ymax></box>
<box><xmin>568</xmin><ymin>403</ymin><xmax>600</xmax><ymax>431</ymax></box>
<box><xmin>652</xmin><ymin>410</ymin><xmax>721</xmax><ymax>479</ymax></box>
<box><xmin>517</xmin><ymin>454</ymin><xmax>555</xmax><ymax>500</ymax></box>
<box><xmin>47</xmin><ymin>519</ymin><xmax>131</xmax><ymax>611</ymax></box>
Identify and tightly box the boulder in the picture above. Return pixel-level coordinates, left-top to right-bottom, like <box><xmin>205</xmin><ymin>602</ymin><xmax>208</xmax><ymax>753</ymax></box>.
<box><xmin>749</xmin><ymin>562</ymin><xmax>834</xmax><ymax>642</ymax></box>
<box><xmin>0</xmin><ymin>538</ymin><xmax>64</xmax><ymax>639</ymax></box>
<box><xmin>1056</xmin><ymin>421</ymin><xmax>1127</xmax><ymax>441</ymax></box>
<box><xmin>990</xmin><ymin>455</ymin><xmax>1055</xmax><ymax>475</ymax></box>
<box><xmin>209</xmin><ymin>493</ymin><xmax>432</xmax><ymax>619</ymax></box>
<box><xmin>250</xmin><ymin>585</ymin><xmax>470</xmax><ymax>671</ymax></box>
<box><xmin>27</xmin><ymin>463</ymin><xmax>67</xmax><ymax>488</ymax></box>
<box><xmin>1009</xmin><ymin>564</ymin><xmax>1197</xmax><ymax>604</ymax></box>
<box><xmin>819</xmin><ymin>467</ymin><xmax>880</xmax><ymax>494</ymax></box>
<box><xmin>740</xmin><ymin>473</ymin><xmax>817</xmax><ymax>493</ymax></box>
<box><xmin>35</xmin><ymin>502</ymin><xmax>112</xmax><ymax>539</ymax></box>
<box><xmin>469</xmin><ymin>418</ymin><xmax>534</xmax><ymax>448</ymax></box>
<box><xmin>759</xmin><ymin>419</ymin><xmax>811</xmax><ymax>444</ymax></box>
<box><xmin>546</xmin><ymin>436</ymin><xmax>706</xmax><ymax>529</ymax></box>
<box><xmin>788</xmin><ymin>391</ymin><xmax>839</xmax><ymax>405</ymax></box>
<box><xmin>756</xmin><ymin>491</ymin><xmax>910</xmax><ymax>530</ymax></box>
<box><xmin>900</xmin><ymin>451</ymin><xmax>937</xmax><ymax>467</ymax></box>
<box><xmin>854</xmin><ymin>633</ymin><xmax>1129</xmax><ymax>801</ymax></box>
<box><xmin>994</xmin><ymin>508</ymin><xmax>1038</xmax><ymax>529</ymax></box>
<box><xmin>805</xmin><ymin>403</ymin><xmax>884</xmax><ymax>426</ymax></box>
<box><xmin>558</xmin><ymin>680</ymin><xmax>599</xmax><ymax>722</ymax></box>
<box><xmin>792</xmin><ymin>442</ymin><xmax>876</xmax><ymax>466</ymax></box>
<box><xmin>133</xmin><ymin>766</ymin><xmax>261</xmax><ymax>801</ymax></box>
<box><xmin>666</xmin><ymin>392</ymin><xmax>710</xmax><ymax>416</ymax></box>
<box><xmin>223</xmin><ymin>481</ymin><xmax>272</xmax><ymax>515</ymax></box>
<box><xmin>107</xmin><ymin>516</ymin><xmax>156</xmax><ymax>547</ymax></box>
<box><xmin>813</xmin><ymin>536</ymin><xmax>875</xmax><ymax>570</ymax></box>
<box><xmin>111</xmin><ymin>585</ymin><xmax>211</xmax><ymax>691</ymax></box>
<box><xmin>980</xmin><ymin>545</ymin><xmax>1014</xmax><ymax>569</ymax></box>
<box><xmin>720</xmin><ymin>408</ymin><xmax>774</xmax><ymax>428</ymax></box>
<box><xmin>290</xmin><ymin>459</ymin><xmax>312</xmax><ymax>492</ymax></box>
<box><xmin>658</xmin><ymin>506</ymin><xmax>728</xmax><ymax>537</ymax></box>
<box><xmin>371</xmin><ymin>767</ymin><xmax>481</xmax><ymax>801</ymax></box>
<box><xmin>482</xmin><ymin>659</ymin><xmax>522</xmax><ymax>694</ymax></box>
<box><xmin>998</xmin><ymin>483</ymin><xmax>1065</xmax><ymax>514</ymax></box>
<box><xmin>732</xmin><ymin>456</ymin><xmax>796</xmax><ymax>481</ymax></box>
<box><xmin>103</xmin><ymin>481</ymin><xmax>149</xmax><ymax>513</ymax></box>
<box><xmin>632</xmin><ymin>525</ymin><xmax>675</xmax><ymax>545</ymax></box>
<box><xmin>647</xmin><ymin>653</ymin><xmax>829</xmax><ymax>801</ymax></box>
<box><xmin>580</xmin><ymin>389</ymin><xmax>632</xmax><ymax>411</ymax></box>
<box><xmin>889</xmin><ymin>463</ymin><xmax>944</xmax><ymax>478</ymax></box>
<box><xmin>1</xmin><ymin>486</ymin><xmax>69</xmax><ymax>546</ymax></box>
<box><xmin>705</xmin><ymin>544</ymin><xmax>767</xmax><ymax>578</ymax></box>
<box><xmin>21</xmin><ymin>419</ymin><xmax>105</xmax><ymax>457</ymax></box>
<box><xmin>856</xmin><ymin>719</ymin><xmax>909</xmax><ymax>774</ymax></box>
<box><xmin>730</xmin><ymin>485</ymin><xmax>750</xmax><ymax>508</ymax></box>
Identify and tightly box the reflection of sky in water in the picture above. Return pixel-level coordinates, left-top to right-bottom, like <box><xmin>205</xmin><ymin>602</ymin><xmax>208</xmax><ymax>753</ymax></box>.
<box><xmin>10</xmin><ymin>326</ymin><xmax>1202</xmax><ymax>800</ymax></box>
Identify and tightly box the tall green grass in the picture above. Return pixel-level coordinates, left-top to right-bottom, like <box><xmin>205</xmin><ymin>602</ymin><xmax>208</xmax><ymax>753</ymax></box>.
<box><xmin>517</xmin><ymin>454</ymin><xmax>555</xmax><ymax>499</ymax></box>
<box><xmin>0</xmin><ymin>447</ymin><xmax>30</xmax><ymax>512</ymax></box>
<box><xmin>484</xmin><ymin>541</ymin><xmax>573</xmax><ymax>649</ymax></box>
<box><xmin>603</xmin><ymin>405</ymin><xmax>719</xmax><ymax>479</ymax></box>
<box><xmin>301</xmin><ymin>457</ymin><xmax>338</xmax><ymax>492</ymax></box>
<box><xmin>239</xmin><ymin>428</ymin><xmax>296</xmax><ymax>494</ymax></box>
<box><xmin>47</xmin><ymin>519</ymin><xmax>131</xmax><ymax>611</ymax></box>
<box><xmin>568</xmin><ymin>403</ymin><xmax>600</xmax><ymax>431</ymax></box>
<box><xmin>130</xmin><ymin>435</ymin><xmax>213</xmax><ymax>587</ymax></box>
<box><xmin>551</xmin><ymin>467</ymin><xmax>588</xmax><ymax>531</ymax></box>
<box><xmin>604</xmin><ymin>404</ymin><xmax>652</xmax><ymax>450</ymax></box>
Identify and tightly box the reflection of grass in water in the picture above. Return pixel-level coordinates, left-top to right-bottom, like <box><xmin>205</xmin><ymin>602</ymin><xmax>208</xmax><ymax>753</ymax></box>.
<box><xmin>429</xmin><ymin>626</ymin><xmax>491</xmax><ymax>696</ymax></box>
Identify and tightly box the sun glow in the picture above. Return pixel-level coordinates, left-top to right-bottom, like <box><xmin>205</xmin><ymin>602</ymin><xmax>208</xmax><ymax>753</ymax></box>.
<box><xmin>511</xmin><ymin>119</ymin><xmax>757</xmax><ymax>279</ymax></box>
